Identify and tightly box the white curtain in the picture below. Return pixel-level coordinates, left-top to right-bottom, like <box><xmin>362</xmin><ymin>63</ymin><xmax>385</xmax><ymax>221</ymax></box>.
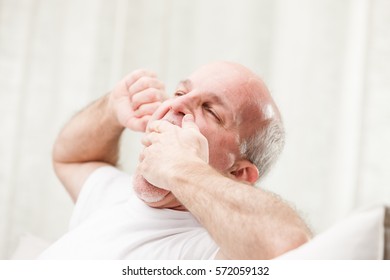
<box><xmin>1</xmin><ymin>0</ymin><xmax>389</xmax><ymax>259</ymax></box>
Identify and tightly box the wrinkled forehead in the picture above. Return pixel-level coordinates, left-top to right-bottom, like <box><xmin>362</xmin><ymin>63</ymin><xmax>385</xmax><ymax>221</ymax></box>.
<box><xmin>187</xmin><ymin>62</ymin><xmax>272</xmax><ymax>123</ymax></box>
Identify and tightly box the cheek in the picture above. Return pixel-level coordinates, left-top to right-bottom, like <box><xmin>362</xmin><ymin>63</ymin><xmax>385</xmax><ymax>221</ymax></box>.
<box><xmin>201</xmin><ymin>128</ymin><xmax>238</xmax><ymax>171</ymax></box>
<box><xmin>195</xmin><ymin>117</ymin><xmax>239</xmax><ymax>171</ymax></box>
<box><xmin>209</xmin><ymin>149</ymin><xmax>236</xmax><ymax>171</ymax></box>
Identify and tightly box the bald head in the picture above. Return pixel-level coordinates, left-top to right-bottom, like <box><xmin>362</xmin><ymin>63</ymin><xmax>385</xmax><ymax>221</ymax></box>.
<box><xmin>189</xmin><ymin>61</ymin><xmax>285</xmax><ymax>180</ymax></box>
<box><xmin>191</xmin><ymin>61</ymin><xmax>280</xmax><ymax>117</ymax></box>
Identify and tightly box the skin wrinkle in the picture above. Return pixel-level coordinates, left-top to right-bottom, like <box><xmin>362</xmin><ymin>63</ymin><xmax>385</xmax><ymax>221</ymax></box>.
<box><xmin>51</xmin><ymin>62</ymin><xmax>309</xmax><ymax>260</ymax></box>
<box><xmin>177</xmin><ymin>79</ymin><xmax>232</xmax><ymax>129</ymax></box>
<box><xmin>134</xmin><ymin>61</ymin><xmax>280</xmax><ymax>209</ymax></box>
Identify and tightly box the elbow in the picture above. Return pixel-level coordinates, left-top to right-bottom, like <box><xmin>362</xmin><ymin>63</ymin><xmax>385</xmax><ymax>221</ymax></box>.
<box><xmin>52</xmin><ymin>134</ymin><xmax>65</xmax><ymax>165</ymax></box>
<box><xmin>52</xmin><ymin>139</ymin><xmax>65</xmax><ymax>174</ymax></box>
<box><xmin>237</xmin><ymin>228</ymin><xmax>311</xmax><ymax>260</ymax></box>
<box><xmin>267</xmin><ymin>228</ymin><xmax>311</xmax><ymax>259</ymax></box>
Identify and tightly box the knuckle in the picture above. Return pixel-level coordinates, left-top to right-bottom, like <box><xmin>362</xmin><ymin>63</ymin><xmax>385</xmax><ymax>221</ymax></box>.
<box><xmin>125</xmin><ymin>69</ymin><xmax>157</xmax><ymax>88</ymax></box>
<box><xmin>156</xmin><ymin>80</ymin><xmax>165</xmax><ymax>90</ymax></box>
<box><xmin>138</xmin><ymin>76</ymin><xmax>155</xmax><ymax>88</ymax></box>
<box><xmin>151</xmin><ymin>90</ymin><xmax>161</xmax><ymax>101</ymax></box>
<box><xmin>144</xmin><ymin>88</ymin><xmax>159</xmax><ymax>99</ymax></box>
<box><xmin>131</xmin><ymin>93</ymin><xmax>141</xmax><ymax>104</ymax></box>
<box><xmin>133</xmin><ymin>69</ymin><xmax>152</xmax><ymax>78</ymax></box>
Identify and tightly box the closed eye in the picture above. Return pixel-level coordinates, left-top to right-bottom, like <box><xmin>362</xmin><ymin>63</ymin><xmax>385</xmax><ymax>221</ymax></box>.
<box><xmin>174</xmin><ymin>91</ymin><xmax>186</xmax><ymax>97</ymax></box>
<box><xmin>203</xmin><ymin>103</ymin><xmax>221</xmax><ymax>123</ymax></box>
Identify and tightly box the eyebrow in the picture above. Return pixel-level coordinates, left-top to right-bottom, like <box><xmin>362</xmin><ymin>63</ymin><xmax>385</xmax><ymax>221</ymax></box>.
<box><xmin>177</xmin><ymin>79</ymin><xmax>193</xmax><ymax>90</ymax></box>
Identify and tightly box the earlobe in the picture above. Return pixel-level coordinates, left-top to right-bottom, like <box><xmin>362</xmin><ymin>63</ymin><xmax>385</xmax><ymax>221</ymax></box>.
<box><xmin>230</xmin><ymin>160</ymin><xmax>259</xmax><ymax>184</ymax></box>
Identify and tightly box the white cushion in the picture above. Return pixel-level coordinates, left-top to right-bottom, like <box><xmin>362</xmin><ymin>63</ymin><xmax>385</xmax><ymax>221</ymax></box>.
<box><xmin>277</xmin><ymin>204</ymin><xmax>389</xmax><ymax>260</ymax></box>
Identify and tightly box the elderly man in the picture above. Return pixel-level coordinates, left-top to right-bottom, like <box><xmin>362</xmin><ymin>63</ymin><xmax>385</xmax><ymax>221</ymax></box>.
<box><xmin>39</xmin><ymin>61</ymin><xmax>311</xmax><ymax>260</ymax></box>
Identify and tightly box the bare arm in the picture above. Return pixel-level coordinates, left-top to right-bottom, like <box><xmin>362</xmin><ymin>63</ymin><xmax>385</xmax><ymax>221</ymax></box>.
<box><xmin>139</xmin><ymin>115</ymin><xmax>311</xmax><ymax>259</ymax></box>
<box><xmin>52</xmin><ymin>94</ymin><xmax>123</xmax><ymax>202</ymax></box>
<box><xmin>171</xmin><ymin>163</ymin><xmax>310</xmax><ymax>259</ymax></box>
<box><xmin>53</xmin><ymin>70</ymin><xmax>166</xmax><ymax>202</ymax></box>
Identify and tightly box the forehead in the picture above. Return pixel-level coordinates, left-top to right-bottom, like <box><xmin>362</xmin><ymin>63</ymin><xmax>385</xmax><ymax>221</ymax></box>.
<box><xmin>181</xmin><ymin>63</ymin><xmax>263</xmax><ymax>123</ymax></box>
<box><xmin>177</xmin><ymin>78</ymin><xmax>231</xmax><ymax>107</ymax></box>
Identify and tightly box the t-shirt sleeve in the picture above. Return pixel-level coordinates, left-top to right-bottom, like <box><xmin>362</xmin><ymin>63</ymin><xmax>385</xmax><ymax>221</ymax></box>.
<box><xmin>69</xmin><ymin>165</ymin><xmax>132</xmax><ymax>230</ymax></box>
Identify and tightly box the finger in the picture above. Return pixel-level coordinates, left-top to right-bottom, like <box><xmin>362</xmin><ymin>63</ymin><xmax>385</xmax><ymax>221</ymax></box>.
<box><xmin>141</xmin><ymin>135</ymin><xmax>150</xmax><ymax>147</ymax></box>
<box><xmin>138</xmin><ymin>148</ymin><xmax>145</xmax><ymax>162</ymax></box>
<box><xmin>182</xmin><ymin>114</ymin><xmax>200</xmax><ymax>131</ymax></box>
<box><xmin>148</xmin><ymin>99</ymin><xmax>173</xmax><ymax>125</ymax></box>
<box><xmin>146</xmin><ymin>119</ymin><xmax>174</xmax><ymax>134</ymax></box>
<box><xmin>131</xmin><ymin>88</ymin><xmax>165</xmax><ymax>111</ymax></box>
<box><xmin>141</xmin><ymin>132</ymin><xmax>160</xmax><ymax>147</ymax></box>
<box><xmin>124</xmin><ymin>69</ymin><xmax>157</xmax><ymax>88</ymax></box>
<box><xmin>128</xmin><ymin>76</ymin><xmax>165</xmax><ymax>96</ymax></box>
<box><xmin>126</xmin><ymin>115</ymin><xmax>151</xmax><ymax>132</ymax></box>
<box><xmin>134</xmin><ymin>102</ymin><xmax>161</xmax><ymax>117</ymax></box>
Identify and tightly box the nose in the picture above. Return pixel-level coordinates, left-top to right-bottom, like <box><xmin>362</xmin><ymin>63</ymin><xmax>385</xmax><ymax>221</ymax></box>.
<box><xmin>159</xmin><ymin>94</ymin><xmax>196</xmax><ymax>127</ymax></box>
<box><xmin>169</xmin><ymin>94</ymin><xmax>194</xmax><ymax>116</ymax></box>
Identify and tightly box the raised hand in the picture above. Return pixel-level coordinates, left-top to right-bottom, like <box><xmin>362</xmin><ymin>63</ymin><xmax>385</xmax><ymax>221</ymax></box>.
<box><xmin>109</xmin><ymin>69</ymin><xmax>167</xmax><ymax>132</ymax></box>
<box><xmin>138</xmin><ymin>114</ymin><xmax>209</xmax><ymax>190</ymax></box>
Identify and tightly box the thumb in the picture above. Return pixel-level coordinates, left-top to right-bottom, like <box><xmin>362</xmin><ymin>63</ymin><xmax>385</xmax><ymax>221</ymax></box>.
<box><xmin>182</xmin><ymin>114</ymin><xmax>199</xmax><ymax>131</ymax></box>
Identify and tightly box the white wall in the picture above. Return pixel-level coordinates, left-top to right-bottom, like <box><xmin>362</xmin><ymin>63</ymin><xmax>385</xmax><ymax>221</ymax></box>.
<box><xmin>1</xmin><ymin>0</ymin><xmax>389</xmax><ymax>259</ymax></box>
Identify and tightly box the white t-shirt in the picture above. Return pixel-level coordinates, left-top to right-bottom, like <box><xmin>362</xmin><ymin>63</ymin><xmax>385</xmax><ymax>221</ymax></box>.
<box><xmin>38</xmin><ymin>166</ymin><xmax>219</xmax><ymax>259</ymax></box>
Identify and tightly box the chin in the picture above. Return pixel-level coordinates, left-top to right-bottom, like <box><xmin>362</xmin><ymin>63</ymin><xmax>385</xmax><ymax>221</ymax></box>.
<box><xmin>132</xmin><ymin>172</ymin><xmax>185</xmax><ymax>210</ymax></box>
<box><xmin>133</xmin><ymin>173</ymin><xmax>170</xmax><ymax>203</ymax></box>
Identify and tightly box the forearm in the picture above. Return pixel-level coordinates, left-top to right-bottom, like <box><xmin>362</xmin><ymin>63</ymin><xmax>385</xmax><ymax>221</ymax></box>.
<box><xmin>53</xmin><ymin>93</ymin><xmax>124</xmax><ymax>165</ymax></box>
<box><xmin>170</xmin><ymin>162</ymin><xmax>311</xmax><ymax>259</ymax></box>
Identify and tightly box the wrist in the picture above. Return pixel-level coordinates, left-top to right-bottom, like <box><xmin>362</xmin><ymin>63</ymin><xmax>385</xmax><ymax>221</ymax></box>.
<box><xmin>169</xmin><ymin>159</ymin><xmax>213</xmax><ymax>191</ymax></box>
<box><xmin>104</xmin><ymin>93</ymin><xmax>125</xmax><ymax>131</ymax></box>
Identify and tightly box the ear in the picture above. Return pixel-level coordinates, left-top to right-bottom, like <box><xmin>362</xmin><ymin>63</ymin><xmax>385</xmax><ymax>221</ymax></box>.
<box><xmin>229</xmin><ymin>160</ymin><xmax>259</xmax><ymax>184</ymax></box>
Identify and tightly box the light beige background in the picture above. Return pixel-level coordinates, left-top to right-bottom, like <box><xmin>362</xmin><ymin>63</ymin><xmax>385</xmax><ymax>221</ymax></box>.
<box><xmin>1</xmin><ymin>0</ymin><xmax>389</xmax><ymax>259</ymax></box>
